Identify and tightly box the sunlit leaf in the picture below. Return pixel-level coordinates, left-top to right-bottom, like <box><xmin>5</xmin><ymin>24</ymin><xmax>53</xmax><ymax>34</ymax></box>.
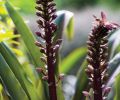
<box><xmin>60</xmin><ymin>47</ymin><xmax>86</xmax><ymax>73</ymax></box>
<box><xmin>0</xmin><ymin>84</ymin><xmax>3</xmax><ymax>100</ymax></box>
<box><xmin>54</xmin><ymin>10</ymin><xmax>74</xmax><ymax>41</ymax></box>
<box><xmin>9</xmin><ymin>0</ymin><xmax>35</xmax><ymax>13</ymax></box>
<box><xmin>11</xmin><ymin>48</ymin><xmax>23</xmax><ymax>56</ymax></box>
<box><xmin>0</xmin><ymin>5</ymin><xmax>7</xmax><ymax>15</ymax></box>
<box><xmin>114</xmin><ymin>73</ymin><xmax>120</xmax><ymax>100</ymax></box>
<box><xmin>0</xmin><ymin>31</ymin><xmax>20</xmax><ymax>42</ymax></box>
<box><xmin>5</xmin><ymin>1</ymin><xmax>44</xmax><ymax>67</ymax></box>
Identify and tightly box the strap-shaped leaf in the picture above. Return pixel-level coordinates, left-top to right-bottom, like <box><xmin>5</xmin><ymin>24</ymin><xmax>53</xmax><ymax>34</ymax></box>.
<box><xmin>0</xmin><ymin>84</ymin><xmax>3</xmax><ymax>100</ymax></box>
<box><xmin>5</xmin><ymin>1</ymin><xmax>44</xmax><ymax>67</ymax></box>
<box><xmin>108</xmin><ymin>53</ymin><xmax>120</xmax><ymax>76</ymax></box>
<box><xmin>60</xmin><ymin>47</ymin><xmax>86</xmax><ymax>73</ymax></box>
<box><xmin>0</xmin><ymin>42</ymin><xmax>44</xmax><ymax>100</ymax></box>
<box><xmin>73</xmin><ymin>60</ymin><xmax>88</xmax><ymax>100</ymax></box>
<box><xmin>109</xmin><ymin>29</ymin><xmax>120</xmax><ymax>59</ymax></box>
<box><xmin>114</xmin><ymin>73</ymin><xmax>120</xmax><ymax>100</ymax></box>
<box><xmin>54</xmin><ymin>10</ymin><xmax>74</xmax><ymax>41</ymax></box>
<box><xmin>0</xmin><ymin>53</ymin><xmax>29</xmax><ymax>100</ymax></box>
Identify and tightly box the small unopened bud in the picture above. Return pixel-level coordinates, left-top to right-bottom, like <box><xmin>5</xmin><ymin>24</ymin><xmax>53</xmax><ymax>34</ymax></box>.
<box><xmin>36</xmin><ymin>12</ymin><xmax>44</xmax><ymax>18</ymax></box>
<box><xmin>40</xmin><ymin>57</ymin><xmax>47</xmax><ymax>64</ymax></box>
<box><xmin>37</xmin><ymin>20</ymin><xmax>44</xmax><ymax>27</ymax></box>
<box><xmin>53</xmin><ymin>45</ymin><xmax>60</xmax><ymax>52</ymax></box>
<box><xmin>36</xmin><ymin>68</ymin><xmax>43</xmax><ymax>73</ymax></box>
<box><xmin>40</xmin><ymin>48</ymin><xmax>46</xmax><ymax>54</ymax></box>
<box><xmin>35</xmin><ymin>6</ymin><xmax>43</xmax><ymax>11</ymax></box>
<box><xmin>36</xmin><ymin>67</ymin><xmax>47</xmax><ymax>76</ymax></box>
<box><xmin>51</xmin><ymin>23</ymin><xmax>57</xmax><ymax>31</ymax></box>
<box><xmin>88</xmin><ymin>78</ymin><xmax>93</xmax><ymax>82</ymax></box>
<box><xmin>85</xmin><ymin>69</ymin><xmax>91</xmax><ymax>76</ymax></box>
<box><xmin>36</xmin><ymin>0</ymin><xmax>41</xmax><ymax>4</ymax></box>
<box><xmin>100</xmin><ymin>43</ymin><xmax>108</xmax><ymax>48</ymax></box>
<box><xmin>51</xmin><ymin>15</ymin><xmax>57</xmax><ymax>20</ymax></box>
<box><xmin>87</xmin><ymin>41</ymin><xmax>94</xmax><ymax>46</ymax></box>
<box><xmin>35</xmin><ymin>41</ymin><xmax>43</xmax><ymax>47</ymax></box>
<box><xmin>86</xmin><ymin>56</ymin><xmax>93</xmax><ymax>64</ymax></box>
<box><xmin>42</xmin><ymin>76</ymin><xmax>48</xmax><ymax>81</ymax></box>
<box><xmin>36</xmin><ymin>32</ymin><xmax>42</xmax><ymax>36</ymax></box>
<box><xmin>48</xmin><ymin>3</ymin><xmax>56</xmax><ymax>8</ymax></box>
<box><xmin>56</xmin><ymin>39</ymin><xmax>63</xmax><ymax>45</ymax></box>
<box><xmin>35</xmin><ymin>32</ymin><xmax>45</xmax><ymax>39</ymax></box>
<box><xmin>103</xmin><ymin>97</ymin><xmax>107</xmax><ymax>100</ymax></box>
<box><xmin>52</xmin><ymin>59</ymin><xmax>56</xmax><ymax>64</ymax></box>
<box><xmin>82</xmin><ymin>91</ymin><xmax>90</xmax><ymax>97</ymax></box>
<box><xmin>87</xmin><ymin>65</ymin><xmax>94</xmax><ymax>73</ymax></box>
<box><xmin>59</xmin><ymin>74</ymin><xmax>65</xmax><ymax>80</ymax></box>
<box><xmin>100</xmin><ymin>62</ymin><xmax>108</xmax><ymax>72</ymax></box>
<box><xmin>103</xmin><ymin>87</ymin><xmax>111</xmax><ymax>96</ymax></box>
<box><xmin>49</xmin><ymin>9</ymin><xmax>56</xmax><ymax>15</ymax></box>
<box><xmin>45</xmin><ymin>21</ymin><xmax>50</xmax><ymax>27</ymax></box>
<box><xmin>102</xmin><ymin>74</ymin><xmax>109</xmax><ymax>82</ymax></box>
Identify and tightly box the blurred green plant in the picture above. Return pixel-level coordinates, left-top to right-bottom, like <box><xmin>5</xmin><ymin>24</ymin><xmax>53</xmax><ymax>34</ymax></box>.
<box><xmin>0</xmin><ymin>0</ymin><xmax>22</xmax><ymax>56</ymax></box>
<box><xmin>56</xmin><ymin>0</ymin><xmax>98</xmax><ymax>9</ymax></box>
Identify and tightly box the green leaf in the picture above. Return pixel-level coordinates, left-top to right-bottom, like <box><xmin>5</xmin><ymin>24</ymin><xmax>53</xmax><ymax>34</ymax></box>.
<box><xmin>57</xmin><ymin>83</ymin><xmax>65</xmax><ymax>100</ymax></box>
<box><xmin>108</xmin><ymin>53</ymin><xmax>120</xmax><ymax>76</ymax></box>
<box><xmin>0</xmin><ymin>84</ymin><xmax>3</xmax><ymax>100</ymax></box>
<box><xmin>5</xmin><ymin>1</ymin><xmax>44</xmax><ymax>67</ymax></box>
<box><xmin>53</xmin><ymin>12</ymin><xmax>65</xmax><ymax>42</ymax></box>
<box><xmin>53</xmin><ymin>11</ymin><xmax>75</xmax><ymax>100</ymax></box>
<box><xmin>9</xmin><ymin>0</ymin><xmax>35</xmax><ymax>13</ymax></box>
<box><xmin>0</xmin><ymin>53</ymin><xmax>29</xmax><ymax>100</ymax></box>
<box><xmin>54</xmin><ymin>10</ymin><xmax>74</xmax><ymax>41</ymax></box>
<box><xmin>60</xmin><ymin>47</ymin><xmax>87</xmax><ymax>73</ymax></box>
<box><xmin>0</xmin><ymin>42</ymin><xmax>44</xmax><ymax>100</ymax></box>
<box><xmin>65</xmin><ymin>12</ymin><xmax>74</xmax><ymax>40</ymax></box>
<box><xmin>114</xmin><ymin>73</ymin><xmax>120</xmax><ymax>100</ymax></box>
<box><xmin>109</xmin><ymin>29</ymin><xmax>120</xmax><ymax>59</ymax></box>
<box><xmin>73</xmin><ymin>60</ymin><xmax>88</xmax><ymax>100</ymax></box>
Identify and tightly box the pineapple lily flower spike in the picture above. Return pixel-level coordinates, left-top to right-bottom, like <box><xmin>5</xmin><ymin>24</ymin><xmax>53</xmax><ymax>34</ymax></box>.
<box><xmin>35</xmin><ymin>0</ymin><xmax>61</xmax><ymax>100</ymax></box>
<box><xmin>84</xmin><ymin>12</ymin><xmax>119</xmax><ymax>100</ymax></box>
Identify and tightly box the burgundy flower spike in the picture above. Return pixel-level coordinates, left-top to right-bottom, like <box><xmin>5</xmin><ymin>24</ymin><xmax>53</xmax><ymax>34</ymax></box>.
<box><xmin>85</xmin><ymin>12</ymin><xmax>119</xmax><ymax>100</ymax></box>
<box><xmin>35</xmin><ymin>0</ymin><xmax>61</xmax><ymax>100</ymax></box>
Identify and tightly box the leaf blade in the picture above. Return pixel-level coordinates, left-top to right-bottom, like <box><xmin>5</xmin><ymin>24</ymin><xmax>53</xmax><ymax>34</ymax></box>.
<box><xmin>5</xmin><ymin>1</ymin><xmax>44</xmax><ymax>67</ymax></box>
<box><xmin>0</xmin><ymin>53</ymin><xmax>29</xmax><ymax>100</ymax></box>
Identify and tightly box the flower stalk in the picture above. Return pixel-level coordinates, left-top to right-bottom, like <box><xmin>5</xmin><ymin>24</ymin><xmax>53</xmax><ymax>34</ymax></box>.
<box><xmin>35</xmin><ymin>0</ymin><xmax>60</xmax><ymax>100</ymax></box>
<box><xmin>85</xmin><ymin>12</ymin><xmax>118</xmax><ymax>100</ymax></box>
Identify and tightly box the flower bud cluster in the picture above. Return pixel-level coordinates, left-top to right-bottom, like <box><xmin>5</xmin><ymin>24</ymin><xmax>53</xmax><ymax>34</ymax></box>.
<box><xmin>35</xmin><ymin>1</ymin><xmax>63</xmax><ymax>100</ymax></box>
<box><xmin>85</xmin><ymin>12</ymin><xmax>118</xmax><ymax>100</ymax></box>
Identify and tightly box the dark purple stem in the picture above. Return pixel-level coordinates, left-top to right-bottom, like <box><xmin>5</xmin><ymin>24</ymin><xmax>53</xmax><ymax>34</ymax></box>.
<box><xmin>46</xmin><ymin>28</ymin><xmax>57</xmax><ymax>100</ymax></box>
